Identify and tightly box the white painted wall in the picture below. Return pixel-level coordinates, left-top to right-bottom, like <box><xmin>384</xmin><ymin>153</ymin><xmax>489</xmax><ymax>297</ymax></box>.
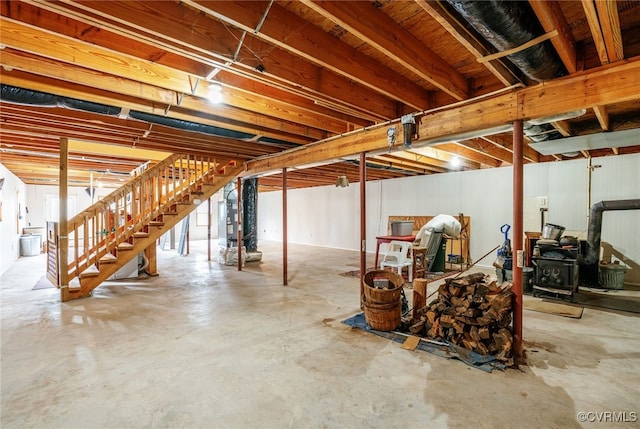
<box><xmin>4</xmin><ymin>153</ymin><xmax>638</xmax><ymax>281</ymax></box>
<box><xmin>21</xmin><ymin>183</ymin><xmax>220</xmax><ymax>250</ymax></box>
<box><xmin>0</xmin><ymin>164</ymin><xmax>27</xmax><ymax>275</ymax></box>
<box><xmin>258</xmin><ymin>153</ymin><xmax>640</xmax><ymax>283</ymax></box>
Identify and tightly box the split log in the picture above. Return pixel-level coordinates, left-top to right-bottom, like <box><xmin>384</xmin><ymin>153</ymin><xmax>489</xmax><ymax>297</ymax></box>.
<box><xmin>400</xmin><ymin>272</ymin><xmax>515</xmax><ymax>363</ymax></box>
<box><xmin>412</xmin><ymin>278</ymin><xmax>428</xmax><ymax>320</ymax></box>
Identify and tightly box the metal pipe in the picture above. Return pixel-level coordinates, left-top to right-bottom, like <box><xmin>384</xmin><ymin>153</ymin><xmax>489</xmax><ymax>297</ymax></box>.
<box><xmin>207</xmin><ymin>197</ymin><xmax>211</xmax><ymax>261</ymax></box>
<box><xmin>359</xmin><ymin>152</ymin><xmax>366</xmax><ymax>309</ymax></box>
<box><xmin>512</xmin><ymin>119</ymin><xmax>524</xmax><ymax>362</ymax></box>
<box><xmin>582</xmin><ymin>199</ymin><xmax>640</xmax><ymax>265</ymax></box>
<box><xmin>282</xmin><ymin>168</ymin><xmax>288</xmax><ymax>286</ymax></box>
<box><xmin>237</xmin><ymin>177</ymin><xmax>242</xmax><ymax>271</ymax></box>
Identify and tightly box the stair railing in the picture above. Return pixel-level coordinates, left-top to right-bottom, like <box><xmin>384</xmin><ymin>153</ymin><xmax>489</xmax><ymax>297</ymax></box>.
<box><xmin>62</xmin><ymin>154</ymin><xmax>219</xmax><ymax>285</ymax></box>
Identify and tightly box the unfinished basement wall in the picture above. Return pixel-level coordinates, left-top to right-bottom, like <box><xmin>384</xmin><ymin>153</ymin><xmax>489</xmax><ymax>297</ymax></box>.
<box><xmin>0</xmin><ymin>164</ymin><xmax>27</xmax><ymax>276</ymax></box>
<box><xmin>258</xmin><ymin>152</ymin><xmax>640</xmax><ymax>284</ymax></box>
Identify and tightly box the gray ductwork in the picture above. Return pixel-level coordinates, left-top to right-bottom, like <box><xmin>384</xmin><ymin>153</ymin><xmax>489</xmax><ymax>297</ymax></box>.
<box><xmin>445</xmin><ymin>0</ymin><xmax>568</xmax><ymax>142</ymax></box>
<box><xmin>445</xmin><ymin>0</ymin><xmax>565</xmax><ymax>82</ymax></box>
<box><xmin>581</xmin><ymin>199</ymin><xmax>640</xmax><ymax>265</ymax></box>
<box><xmin>1</xmin><ymin>84</ymin><xmax>297</xmax><ymax>148</ymax></box>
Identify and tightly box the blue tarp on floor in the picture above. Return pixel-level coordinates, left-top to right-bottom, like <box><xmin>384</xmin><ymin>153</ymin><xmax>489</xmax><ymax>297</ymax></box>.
<box><xmin>342</xmin><ymin>313</ymin><xmax>507</xmax><ymax>373</ymax></box>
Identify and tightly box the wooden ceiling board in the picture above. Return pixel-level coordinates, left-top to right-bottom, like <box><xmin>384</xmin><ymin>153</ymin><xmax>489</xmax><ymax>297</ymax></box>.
<box><xmin>2</xmin><ymin>0</ymin><xmax>640</xmax><ymax>190</ymax></box>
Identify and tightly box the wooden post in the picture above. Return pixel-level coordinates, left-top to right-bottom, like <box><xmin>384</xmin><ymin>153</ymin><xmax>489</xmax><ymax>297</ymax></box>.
<box><xmin>237</xmin><ymin>176</ymin><xmax>242</xmax><ymax>271</ymax></box>
<box><xmin>145</xmin><ymin>242</ymin><xmax>158</xmax><ymax>276</ymax></box>
<box><xmin>59</xmin><ymin>137</ymin><xmax>70</xmax><ymax>301</ymax></box>
<box><xmin>412</xmin><ymin>278</ymin><xmax>429</xmax><ymax>320</ymax></box>
<box><xmin>359</xmin><ymin>152</ymin><xmax>366</xmax><ymax>308</ymax></box>
<box><xmin>282</xmin><ymin>168</ymin><xmax>288</xmax><ymax>286</ymax></box>
<box><xmin>512</xmin><ymin>119</ymin><xmax>524</xmax><ymax>362</ymax></box>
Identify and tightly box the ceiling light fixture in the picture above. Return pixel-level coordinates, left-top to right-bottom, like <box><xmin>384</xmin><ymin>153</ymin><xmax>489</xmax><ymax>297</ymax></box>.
<box><xmin>207</xmin><ymin>83</ymin><xmax>223</xmax><ymax>104</ymax></box>
<box><xmin>335</xmin><ymin>175</ymin><xmax>349</xmax><ymax>187</ymax></box>
<box><xmin>450</xmin><ymin>156</ymin><xmax>461</xmax><ymax>168</ymax></box>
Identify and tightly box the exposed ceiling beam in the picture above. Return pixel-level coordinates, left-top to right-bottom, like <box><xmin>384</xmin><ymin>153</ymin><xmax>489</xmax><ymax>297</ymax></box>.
<box><xmin>432</xmin><ymin>142</ymin><xmax>503</xmax><ymax>167</ymax></box>
<box><xmin>481</xmin><ymin>136</ymin><xmax>540</xmax><ymax>163</ymax></box>
<box><xmin>593</xmin><ymin>105</ymin><xmax>610</xmax><ymax>130</ymax></box>
<box><xmin>0</xmin><ymin>20</ymin><xmax>348</xmax><ymax>137</ymax></box>
<box><xmin>182</xmin><ymin>0</ymin><xmax>432</xmax><ymax>110</ymax></box>
<box><xmin>244</xmin><ymin>58</ymin><xmax>640</xmax><ymax>176</ymax></box>
<box><xmin>528</xmin><ymin>0</ymin><xmax>577</xmax><ymax>74</ymax></box>
<box><xmin>369</xmin><ymin>155</ymin><xmax>443</xmax><ymax>174</ymax></box>
<box><xmin>582</xmin><ymin>0</ymin><xmax>611</xmax><ymax>65</ymax></box>
<box><xmin>550</xmin><ymin>120</ymin><xmax>572</xmax><ymax>137</ymax></box>
<box><xmin>0</xmin><ymin>69</ymin><xmax>319</xmax><ymax>145</ymax></box>
<box><xmin>415</xmin><ymin>0</ymin><xmax>520</xmax><ymax>86</ymax></box>
<box><xmin>595</xmin><ymin>0</ymin><xmax>624</xmax><ymax>63</ymax></box>
<box><xmin>301</xmin><ymin>0</ymin><xmax>469</xmax><ymax>101</ymax></box>
<box><xmin>445</xmin><ymin>139</ymin><xmax>514</xmax><ymax>165</ymax></box>
<box><xmin>6</xmin><ymin>0</ymin><xmax>394</xmax><ymax>122</ymax></box>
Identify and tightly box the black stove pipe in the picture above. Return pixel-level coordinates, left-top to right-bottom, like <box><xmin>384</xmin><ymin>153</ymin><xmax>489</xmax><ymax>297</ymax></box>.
<box><xmin>581</xmin><ymin>199</ymin><xmax>640</xmax><ymax>266</ymax></box>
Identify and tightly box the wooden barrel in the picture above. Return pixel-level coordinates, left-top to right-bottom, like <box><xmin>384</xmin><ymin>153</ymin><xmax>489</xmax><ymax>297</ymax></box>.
<box><xmin>363</xmin><ymin>270</ymin><xmax>405</xmax><ymax>305</ymax></box>
<box><xmin>363</xmin><ymin>299</ymin><xmax>401</xmax><ymax>331</ymax></box>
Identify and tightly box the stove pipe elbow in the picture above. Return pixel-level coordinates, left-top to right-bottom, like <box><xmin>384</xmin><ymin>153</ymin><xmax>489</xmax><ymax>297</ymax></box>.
<box><xmin>581</xmin><ymin>199</ymin><xmax>640</xmax><ymax>265</ymax></box>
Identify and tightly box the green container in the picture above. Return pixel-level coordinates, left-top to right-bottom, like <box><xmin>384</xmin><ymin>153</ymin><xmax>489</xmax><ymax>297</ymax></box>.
<box><xmin>432</xmin><ymin>237</ymin><xmax>446</xmax><ymax>272</ymax></box>
<box><xmin>503</xmin><ymin>267</ymin><xmax>534</xmax><ymax>292</ymax></box>
<box><xmin>599</xmin><ymin>264</ymin><xmax>627</xmax><ymax>290</ymax></box>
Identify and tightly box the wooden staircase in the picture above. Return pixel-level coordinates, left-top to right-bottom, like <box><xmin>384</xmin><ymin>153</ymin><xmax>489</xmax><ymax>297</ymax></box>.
<box><xmin>46</xmin><ymin>154</ymin><xmax>244</xmax><ymax>301</ymax></box>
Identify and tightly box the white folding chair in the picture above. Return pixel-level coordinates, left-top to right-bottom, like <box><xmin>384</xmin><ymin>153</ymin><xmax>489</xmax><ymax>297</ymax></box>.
<box><xmin>379</xmin><ymin>240</ymin><xmax>413</xmax><ymax>282</ymax></box>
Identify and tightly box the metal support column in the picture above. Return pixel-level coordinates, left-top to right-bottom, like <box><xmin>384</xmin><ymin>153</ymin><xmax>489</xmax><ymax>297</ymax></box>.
<box><xmin>512</xmin><ymin>119</ymin><xmax>524</xmax><ymax>361</ymax></box>
<box><xmin>359</xmin><ymin>152</ymin><xmax>366</xmax><ymax>308</ymax></box>
<box><xmin>283</xmin><ymin>168</ymin><xmax>288</xmax><ymax>286</ymax></box>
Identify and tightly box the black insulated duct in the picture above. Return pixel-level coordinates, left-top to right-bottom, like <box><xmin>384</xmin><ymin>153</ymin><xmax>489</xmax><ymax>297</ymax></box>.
<box><xmin>445</xmin><ymin>0</ymin><xmax>566</xmax><ymax>82</ymax></box>
<box><xmin>1</xmin><ymin>84</ymin><xmax>299</xmax><ymax>147</ymax></box>
<box><xmin>445</xmin><ymin>1</ymin><xmax>568</xmax><ymax>143</ymax></box>
<box><xmin>127</xmin><ymin>111</ymin><xmax>255</xmax><ymax>141</ymax></box>
<box><xmin>241</xmin><ymin>178</ymin><xmax>259</xmax><ymax>252</ymax></box>
<box><xmin>581</xmin><ymin>199</ymin><xmax>640</xmax><ymax>266</ymax></box>
<box><xmin>1</xmin><ymin>84</ymin><xmax>121</xmax><ymax>116</ymax></box>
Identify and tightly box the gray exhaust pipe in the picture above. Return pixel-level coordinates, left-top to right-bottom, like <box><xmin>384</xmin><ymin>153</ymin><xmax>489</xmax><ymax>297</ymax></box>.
<box><xmin>581</xmin><ymin>199</ymin><xmax>640</xmax><ymax>265</ymax></box>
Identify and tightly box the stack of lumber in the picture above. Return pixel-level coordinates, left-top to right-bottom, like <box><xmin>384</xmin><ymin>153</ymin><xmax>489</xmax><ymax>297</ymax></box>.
<box><xmin>409</xmin><ymin>272</ymin><xmax>514</xmax><ymax>365</ymax></box>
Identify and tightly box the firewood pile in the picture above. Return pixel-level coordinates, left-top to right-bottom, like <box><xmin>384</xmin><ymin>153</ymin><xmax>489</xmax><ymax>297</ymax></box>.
<box><xmin>406</xmin><ymin>272</ymin><xmax>514</xmax><ymax>365</ymax></box>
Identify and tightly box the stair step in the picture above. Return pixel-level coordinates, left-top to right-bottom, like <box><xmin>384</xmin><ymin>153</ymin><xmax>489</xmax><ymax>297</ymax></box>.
<box><xmin>162</xmin><ymin>211</ymin><xmax>178</xmax><ymax>216</ymax></box>
<box><xmin>69</xmin><ymin>278</ymin><xmax>82</xmax><ymax>290</ymax></box>
<box><xmin>118</xmin><ymin>242</ymin><xmax>135</xmax><ymax>250</ymax></box>
<box><xmin>79</xmin><ymin>265</ymin><xmax>100</xmax><ymax>279</ymax></box>
<box><xmin>148</xmin><ymin>221</ymin><xmax>165</xmax><ymax>226</ymax></box>
<box><xmin>99</xmin><ymin>253</ymin><xmax>118</xmax><ymax>264</ymax></box>
<box><xmin>133</xmin><ymin>231</ymin><xmax>150</xmax><ymax>238</ymax></box>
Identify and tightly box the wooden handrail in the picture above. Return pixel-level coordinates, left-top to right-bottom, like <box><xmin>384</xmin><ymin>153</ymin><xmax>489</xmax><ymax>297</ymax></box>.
<box><xmin>63</xmin><ymin>153</ymin><xmax>219</xmax><ymax>281</ymax></box>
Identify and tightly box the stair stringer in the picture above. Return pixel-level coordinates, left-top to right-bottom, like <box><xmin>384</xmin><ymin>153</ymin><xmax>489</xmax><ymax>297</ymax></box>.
<box><xmin>61</xmin><ymin>165</ymin><xmax>244</xmax><ymax>301</ymax></box>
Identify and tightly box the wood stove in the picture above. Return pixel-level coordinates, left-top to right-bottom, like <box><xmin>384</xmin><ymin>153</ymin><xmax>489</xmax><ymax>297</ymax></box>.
<box><xmin>532</xmin><ymin>239</ymin><xmax>579</xmax><ymax>301</ymax></box>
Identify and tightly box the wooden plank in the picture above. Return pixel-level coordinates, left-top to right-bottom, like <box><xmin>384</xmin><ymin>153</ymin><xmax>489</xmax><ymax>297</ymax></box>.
<box><xmin>433</xmin><ymin>143</ymin><xmax>503</xmax><ymax>168</ymax></box>
<box><xmin>246</xmin><ymin>56</ymin><xmax>640</xmax><ymax>174</ymax></box>
<box><xmin>595</xmin><ymin>0</ymin><xmax>624</xmax><ymax>63</ymax></box>
<box><xmin>528</xmin><ymin>0</ymin><xmax>577</xmax><ymax>74</ymax></box>
<box><xmin>582</xmin><ymin>0</ymin><xmax>610</xmax><ymax>65</ymax></box>
<box><xmin>183</xmin><ymin>0</ymin><xmax>432</xmax><ymax>110</ymax></box>
<box><xmin>412</xmin><ymin>278</ymin><xmax>429</xmax><ymax>320</ymax></box>
<box><xmin>0</xmin><ymin>41</ymin><xmax>344</xmax><ymax>137</ymax></box>
<box><xmin>301</xmin><ymin>0</ymin><xmax>469</xmax><ymax>101</ymax></box>
<box><xmin>6</xmin><ymin>0</ymin><xmax>395</xmax><ymax>122</ymax></box>
<box><xmin>593</xmin><ymin>105</ymin><xmax>610</xmax><ymax>131</ymax></box>
<box><xmin>415</xmin><ymin>0</ymin><xmax>519</xmax><ymax>86</ymax></box>
<box><xmin>477</xmin><ymin>30</ymin><xmax>559</xmax><ymax>63</ymax></box>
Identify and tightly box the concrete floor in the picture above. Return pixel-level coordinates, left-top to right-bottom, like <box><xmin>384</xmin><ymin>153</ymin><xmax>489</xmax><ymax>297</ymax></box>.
<box><xmin>1</xmin><ymin>240</ymin><xmax>639</xmax><ymax>429</ymax></box>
